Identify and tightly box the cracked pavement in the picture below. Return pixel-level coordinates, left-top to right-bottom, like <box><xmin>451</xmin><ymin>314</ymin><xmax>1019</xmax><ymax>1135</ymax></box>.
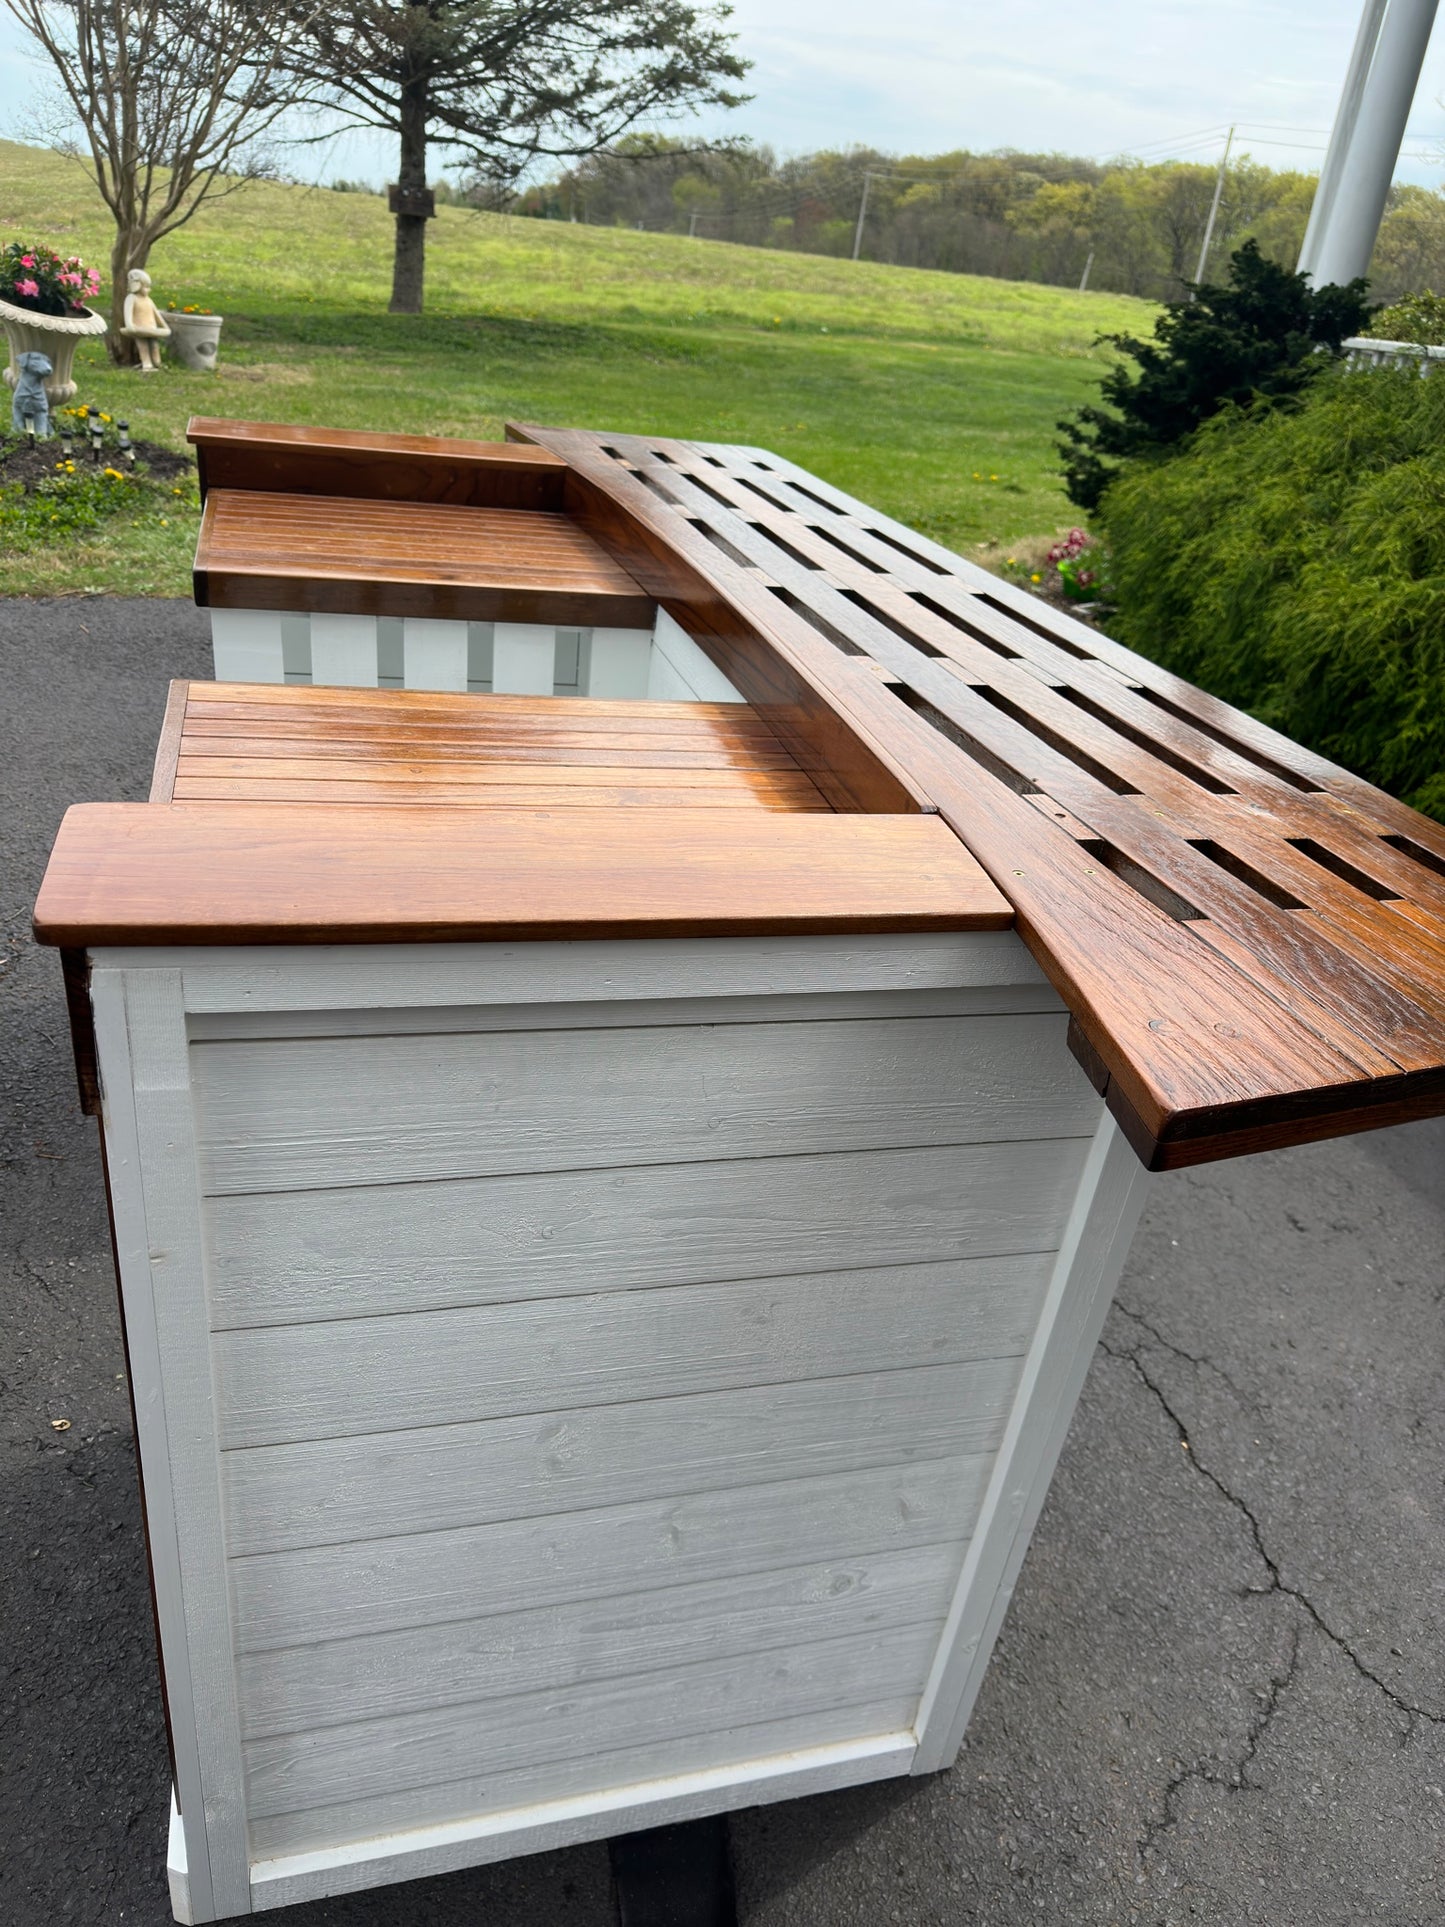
<box><xmin>3</xmin><ymin>598</ymin><xmax>1443</xmax><ymax>1926</ymax></box>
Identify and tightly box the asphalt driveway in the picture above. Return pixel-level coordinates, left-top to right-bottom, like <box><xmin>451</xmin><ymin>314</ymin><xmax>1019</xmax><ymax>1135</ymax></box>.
<box><xmin>2</xmin><ymin>597</ymin><xmax>1441</xmax><ymax>1926</ymax></box>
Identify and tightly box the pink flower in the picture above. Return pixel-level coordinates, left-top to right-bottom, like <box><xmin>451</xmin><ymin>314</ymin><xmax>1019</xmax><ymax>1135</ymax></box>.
<box><xmin>20</xmin><ymin>254</ymin><xmax>35</xmax><ymax>267</ymax></box>
<box><xmin>61</xmin><ymin>271</ymin><xmax>81</xmax><ymax>286</ymax></box>
<box><xmin>16</xmin><ymin>278</ymin><xmax>39</xmax><ymax>297</ymax></box>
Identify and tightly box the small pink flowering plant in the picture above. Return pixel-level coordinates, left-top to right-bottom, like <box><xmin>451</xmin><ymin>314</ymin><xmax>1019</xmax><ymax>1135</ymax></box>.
<box><xmin>1</xmin><ymin>242</ymin><xmax>103</xmax><ymax>316</ymax></box>
<box><xmin>1045</xmin><ymin>526</ymin><xmax>1113</xmax><ymax>604</ymax></box>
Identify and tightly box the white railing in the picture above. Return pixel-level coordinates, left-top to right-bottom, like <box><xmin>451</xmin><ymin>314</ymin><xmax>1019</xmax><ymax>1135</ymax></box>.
<box><xmin>1342</xmin><ymin>335</ymin><xmax>1445</xmax><ymax>371</ymax></box>
<box><xmin>209</xmin><ymin>606</ymin><xmax>747</xmax><ymax>703</ymax></box>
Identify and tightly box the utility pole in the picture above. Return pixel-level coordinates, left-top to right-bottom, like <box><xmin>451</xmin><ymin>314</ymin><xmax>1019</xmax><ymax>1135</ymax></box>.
<box><xmin>1078</xmin><ymin>249</ymin><xmax>1094</xmax><ymax>293</ymax></box>
<box><xmin>1299</xmin><ymin>0</ymin><xmax>1440</xmax><ymax>285</ymax></box>
<box><xmin>1194</xmin><ymin>124</ymin><xmax>1235</xmax><ymax>289</ymax></box>
<box><xmin>688</xmin><ymin>209</ymin><xmax>699</xmax><ymax>239</ymax></box>
<box><xmin>852</xmin><ymin>172</ymin><xmax>878</xmax><ymax>263</ymax></box>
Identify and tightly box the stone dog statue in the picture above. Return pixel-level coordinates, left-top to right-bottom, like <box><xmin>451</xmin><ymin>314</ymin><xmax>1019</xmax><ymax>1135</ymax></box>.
<box><xmin>11</xmin><ymin>351</ymin><xmax>53</xmax><ymax>436</ymax></box>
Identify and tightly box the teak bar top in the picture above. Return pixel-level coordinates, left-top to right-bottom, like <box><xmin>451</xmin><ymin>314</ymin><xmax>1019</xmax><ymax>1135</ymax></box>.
<box><xmin>35</xmin><ymin>416</ymin><xmax>1445</xmax><ymax>1169</ymax></box>
<box><xmin>194</xmin><ymin>491</ymin><xmax>656</xmax><ymax>627</ymax></box>
<box><xmin>34</xmin><ymin>804</ymin><xmax>1008</xmax><ymax>947</ymax></box>
<box><xmin>495</xmin><ymin>421</ymin><xmax>1445</xmax><ymax>1169</ymax></box>
<box><xmin>152</xmin><ymin>681</ymin><xmax>836</xmax><ymax>812</ymax></box>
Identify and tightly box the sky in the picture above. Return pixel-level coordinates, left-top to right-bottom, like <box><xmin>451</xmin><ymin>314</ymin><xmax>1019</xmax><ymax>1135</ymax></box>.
<box><xmin>2</xmin><ymin>0</ymin><xmax>1445</xmax><ymax>191</ymax></box>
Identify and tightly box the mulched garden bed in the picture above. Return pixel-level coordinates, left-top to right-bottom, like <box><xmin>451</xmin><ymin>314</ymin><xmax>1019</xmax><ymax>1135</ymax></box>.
<box><xmin>0</xmin><ymin>434</ymin><xmax>194</xmax><ymax>489</ymax></box>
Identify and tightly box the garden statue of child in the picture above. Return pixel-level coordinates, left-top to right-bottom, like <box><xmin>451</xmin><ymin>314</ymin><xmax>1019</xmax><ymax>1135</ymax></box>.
<box><xmin>11</xmin><ymin>350</ymin><xmax>52</xmax><ymax>436</ymax></box>
<box><xmin>121</xmin><ymin>268</ymin><xmax>170</xmax><ymax>372</ymax></box>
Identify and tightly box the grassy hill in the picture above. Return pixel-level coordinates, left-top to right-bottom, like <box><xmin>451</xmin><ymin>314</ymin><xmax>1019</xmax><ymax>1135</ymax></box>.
<box><xmin>0</xmin><ymin>138</ymin><xmax>1154</xmax><ymax>595</ymax></box>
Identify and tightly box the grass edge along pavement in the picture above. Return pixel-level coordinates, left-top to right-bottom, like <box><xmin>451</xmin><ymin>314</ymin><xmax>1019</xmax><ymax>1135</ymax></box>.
<box><xmin>0</xmin><ymin>137</ymin><xmax>1151</xmax><ymax>597</ymax></box>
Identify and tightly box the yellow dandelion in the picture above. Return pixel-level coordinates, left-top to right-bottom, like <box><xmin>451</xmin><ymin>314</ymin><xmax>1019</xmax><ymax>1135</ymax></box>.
<box><xmin>1005</xmin><ymin>555</ymin><xmax>1016</xmax><ymax>564</ymax></box>
<box><xmin>103</xmin><ymin>466</ymin><xmax>123</xmax><ymax>479</ymax></box>
<box><xmin>972</xmin><ymin>471</ymin><xmax>981</xmax><ymax>480</ymax></box>
<box><xmin>990</xmin><ymin>473</ymin><xmax>999</xmax><ymax>480</ymax></box>
<box><xmin>160</xmin><ymin>516</ymin><xmax>169</xmax><ymax>525</ymax></box>
<box><xmin>1030</xmin><ymin>571</ymin><xmax>1042</xmax><ymax>583</ymax></box>
<box><xmin>100</xmin><ymin>412</ymin><xmax>112</xmax><ymax>423</ymax></box>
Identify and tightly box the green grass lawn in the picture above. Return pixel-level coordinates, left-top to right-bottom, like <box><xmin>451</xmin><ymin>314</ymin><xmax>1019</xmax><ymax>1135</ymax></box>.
<box><xmin>1</xmin><ymin>138</ymin><xmax>1153</xmax><ymax>596</ymax></box>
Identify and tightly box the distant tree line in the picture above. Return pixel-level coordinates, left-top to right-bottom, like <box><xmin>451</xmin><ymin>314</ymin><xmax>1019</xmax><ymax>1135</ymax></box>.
<box><xmin>509</xmin><ymin>138</ymin><xmax>1445</xmax><ymax>306</ymax></box>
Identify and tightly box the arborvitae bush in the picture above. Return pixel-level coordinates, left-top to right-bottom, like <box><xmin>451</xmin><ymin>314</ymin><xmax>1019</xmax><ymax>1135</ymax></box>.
<box><xmin>1102</xmin><ymin>361</ymin><xmax>1445</xmax><ymax>820</ymax></box>
<box><xmin>1057</xmin><ymin>241</ymin><xmax>1373</xmax><ymax>512</ymax></box>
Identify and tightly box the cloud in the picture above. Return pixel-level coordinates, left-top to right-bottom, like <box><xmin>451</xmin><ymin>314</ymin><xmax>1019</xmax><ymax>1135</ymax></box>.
<box><xmin>1</xmin><ymin>0</ymin><xmax>1442</xmax><ymax>186</ymax></box>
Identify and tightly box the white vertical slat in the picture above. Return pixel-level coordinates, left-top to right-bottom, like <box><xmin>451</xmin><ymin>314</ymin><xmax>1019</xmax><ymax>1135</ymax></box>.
<box><xmin>910</xmin><ymin>1110</ymin><xmax>1151</xmax><ymax>1772</ymax></box>
<box><xmin>585</xmin><ymin>628</ymin><xmax>654</xmax><ymax>699</ymax></box>
<box><xmin>491</xmin><ymin>623</ymin><xmax>557</xmax><ymax>695</ymax></box>
<box><xmin>375</xmin><ymin>618</ymin><xmax>405</xmax><ymax>689</ymax></box>
<box><xmin>310</xmin><ymin>613</ymin><xmax>380</xmax><ymax>688</ymax></box>
<box><xmin>552</xmin><ymin>630</ymin><xmax>584</xmax><ymax>694</ymax></box>
<box><xmin>92</xmin><ymin>969</ymin><xmax>253</xmax><ymax>1918</ymax></box>
<box><xmin>279</xmin><ymin>614</ymin><xmax>312</xmax><ymax>686</ymax></box>
<box><xmin>210</xmin><ymin>609</ymin><xmax>285</xmax><ymax>685</ymax></box>
<box><xmin>467</xmin><ymin>621</ymin><xmax>494</xmax><ymax>692</ymax></box>
<box><xmin>650</xmin><ymin>609</ymin><xmax>747</xmax><ymax>702</ymax></box>
<box><xmin>402</xmin><ymin>618</ymin><xmax>470</xmax><ymax>692</ymax></box>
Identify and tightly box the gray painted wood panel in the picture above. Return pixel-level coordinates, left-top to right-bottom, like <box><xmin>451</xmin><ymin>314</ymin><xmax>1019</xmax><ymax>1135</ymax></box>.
<box><xmin>206</xmin><ymin>1137</ymin><xmax>1089</xmax><ymax>1329</ymax></box>
<box><xmin>243</xmin><ymin>1621</ymin><xmax>941</xmax><ymax>1820</ymax></box>
<box><xmin>247</xmin><ymin>1700</ymin><xmax>919</xmax><ymax>1863</ymax></box>
<box><xmin>185</xmin><ymin>980</ymin><xmax>1067</xmax><ymax>1043</ymax></box>
<box><xmin>222</xmin><ymin>1360</ymin><xmax>1024</xmax><ymax>1557</ymax></box>
<box><xmin>135</xmin><ymin>930</ymin><xmax>1048</xmax><ymax>1017</ymax></box>
<box><xmin>230</xmin><ymin>1452</ymin><xmax>993</xmax><ymax>1653</ymax></box>
<box><xmin>238</xmin><ymin>1543</ymin><xmax>958</xmax><ymax>1739</ymax></box>
<box><xmin>193</xmin><ymin>1013</ymin><xmax>1096</xmax><ymax>1195</ymax></box>
<box><xmin>215</xmin><ymin>1254</ymin><xmax>1051</xmax><ymax>1448</ymax></box>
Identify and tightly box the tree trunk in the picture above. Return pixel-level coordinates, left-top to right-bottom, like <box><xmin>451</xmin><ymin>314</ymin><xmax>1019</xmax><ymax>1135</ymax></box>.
<box><xmin>107</xmin><ymin>231</ymin><xmax>148</xmax><ymax>367</ymax></box>
<box><xmin>389</xmin><ymin>86</ymin><xmax>429</xmax><ymax>315</ymax></box>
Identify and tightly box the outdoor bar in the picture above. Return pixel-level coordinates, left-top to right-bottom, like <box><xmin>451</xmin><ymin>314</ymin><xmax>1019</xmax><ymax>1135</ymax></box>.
<box><xmin>32</xmin><ymin>418</ymin><xmax>1445</xmax><ymax>1921</ymax></box>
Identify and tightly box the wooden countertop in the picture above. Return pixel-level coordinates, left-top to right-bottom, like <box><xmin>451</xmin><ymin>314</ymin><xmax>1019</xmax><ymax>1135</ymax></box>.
<box><xmin>194</xmin><ymin>491</ymin><xmax>656</xmax><ymax>628</ymax></box>
<box><xmin>150</xmin><ymin>682</ymin><xmax>834</xmax><ymax>813</ymax></box>
<box><xmin>506</xmin><ymin>422</ymin><xmax>1445</xmax><ymax>1169</ymax></box>
<box><xmin>34</xmin><ymin>804</ymin><xmax>1012</xmax><ymax>947</ymax></box>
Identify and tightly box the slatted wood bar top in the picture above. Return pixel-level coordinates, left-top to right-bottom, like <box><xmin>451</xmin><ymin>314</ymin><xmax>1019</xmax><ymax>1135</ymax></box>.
<box><xmin>194</xmin><ymin>490</ymin><xmax>656</xmax><ymax>627</ymax></box>
<box><xmin>34</xmin><ymin>803</ymin><xmax>1010</xmax><ymax>947</ymax></box>
<box><xmin>150</xmin><ymin>680</ymin><xmax>835</xmax><ymax>813</ymax></box>
<box><xmin>507</xmin><ymin>422</ymin><xmax>1445</xmax><ymax>1168</ymax></box>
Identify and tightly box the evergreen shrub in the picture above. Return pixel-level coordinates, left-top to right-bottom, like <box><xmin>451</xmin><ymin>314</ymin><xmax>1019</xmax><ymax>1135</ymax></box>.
<box><xmin>1102</xmin><ymin>361</ymin><xmax>1445</xmax><ymax>820</ymax></box>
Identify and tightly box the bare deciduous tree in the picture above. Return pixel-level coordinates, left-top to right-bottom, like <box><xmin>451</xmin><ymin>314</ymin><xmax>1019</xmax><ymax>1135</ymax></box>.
<box><xmin>5</xmin><ymin>0</ymin><xmax>309</xmax><ymax>358</ymax></box>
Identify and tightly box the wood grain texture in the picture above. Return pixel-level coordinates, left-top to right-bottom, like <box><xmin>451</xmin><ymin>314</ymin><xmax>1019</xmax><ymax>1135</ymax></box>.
<box><xmin>241</xmin><ymin>1621</ymin><xmax>941</xmax><ymax>1821</ymax></box>
<box><xmin>213</xmin><ymin>1255</ymin><xmax>1053</xmax><ymax>1447</ymax></box>
<box><xmin>505</xmin><ymin>424</ymin><xmax>1445</xmax><ymax>1167</ymax></box>
<box><xmin>230</xmin><ymin>1452</ymin><xmax>994</xmax><ymax>1655</ymax></box>
<box><xmin>194</xmin><ymin>490</ymin><xmax>655</xmax><ymax>628</ymax></box>
<box><xmin>191</xmin><ymin>1011</ymin><xmax>1095</xmax><ymax>1195</ymax></box>
<box><xmin>245</xmin><ymin>1726</ymin><xmax>918</xmax><ymax>1900</ymax></box>
<box><xmin>221</xmin><ymin>1360</ymin><xmax>1027</xmax><ymax>1557</ymax></box>
<box><xmin>34</xmin><ymin>802</ymin><xmax>1011</xmax><ymax>946</ymax></box>
<box><xmin>247</xmin><ymin>1707</ymin><xmax>919</xmax><ymax>1872</ymax></box>
<box><xmin>188</xmin><ymin>417</ymin><xmax>568</xmax><ymax>512</ymax></box>
<box><xmin>204</xmin><ymin>1135</ymin><xmax>1087</xmax><ymax>1328</ymax></box>
<box><xmin>237</xmin><ymin>1544</ymin><xmax>958</xmax><ymax>1740</ymax></box>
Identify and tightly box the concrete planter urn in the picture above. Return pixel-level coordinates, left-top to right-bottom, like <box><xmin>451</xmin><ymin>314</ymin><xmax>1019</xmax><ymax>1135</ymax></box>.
<box><xmin>0</xmin><ymin>295</ymin><xmax>109</xmax><ymax>406</ymax></box>
<box><xmin>162</xmin><ymin>310</ymin><xmax>224</xmax><ymax>372</ymax></box>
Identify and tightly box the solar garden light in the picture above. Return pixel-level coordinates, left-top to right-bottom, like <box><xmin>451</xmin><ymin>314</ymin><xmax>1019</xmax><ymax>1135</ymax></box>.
<box><xmin>87</xmin><ymin>407</ymin><xmax>104</xmax><ymax>461</ymax></box>
<box><xmin>59</xmin><ymin>421</ymin><xmax>75</xmax><ymax>461</ymax></box>
<box><xmin>117</xmin><ymin>421</ymin><xmax>134</xmax><ymax>467</ymax></box>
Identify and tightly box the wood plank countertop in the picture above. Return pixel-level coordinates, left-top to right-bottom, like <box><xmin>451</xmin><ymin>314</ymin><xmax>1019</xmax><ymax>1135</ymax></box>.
<box><xmin>194</xmin><ymin>491</ymin><xmax>656</xmax><ymax>627</ymax></box>
<box><xmin>503</xmin><ymin>421</ymin><xmax>1445</xmax><ymax>1169</ymax></box>
<box><xmin>152</xmin><ymin>681</ymin><xmax>835</xmax><ymax>813</ymax></box>
<box><xmin>34</xmin><ymin>805</ymin><xmax>1011</xmax><ymax>947</ymax></box>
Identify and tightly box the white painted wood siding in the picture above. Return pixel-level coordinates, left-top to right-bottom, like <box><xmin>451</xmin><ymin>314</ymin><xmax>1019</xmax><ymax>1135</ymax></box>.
<box><xmin>209</xmin><ymin>606</ymin><xmax>746</xmax><ymax>702</ymax></box>
<box><xmin>87</xmin><ymin>930</ymin><xmax>1149</xmax><ymax>1919</ymax></box>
